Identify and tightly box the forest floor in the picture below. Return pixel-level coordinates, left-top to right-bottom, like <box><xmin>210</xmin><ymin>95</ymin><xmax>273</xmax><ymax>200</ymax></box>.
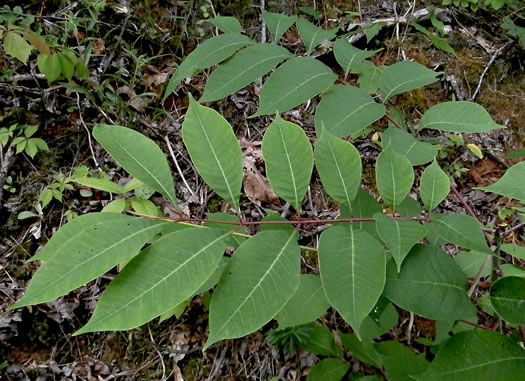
<box><xmin>1</xmin><ymin>0</ymin><xmax>524</xmax><ymax>380</ymax></box>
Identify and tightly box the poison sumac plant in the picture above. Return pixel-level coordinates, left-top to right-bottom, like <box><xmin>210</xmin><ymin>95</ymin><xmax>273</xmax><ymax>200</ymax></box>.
<box><xmin>10</xmin><ymin>12</ymin><xmax>525</xmax><ymax>380</ymax></box>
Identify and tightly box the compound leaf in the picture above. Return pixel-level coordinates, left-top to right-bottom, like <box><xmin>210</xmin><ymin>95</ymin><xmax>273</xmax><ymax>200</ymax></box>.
<box><xmin>201</xmin><ymin>43</ymin><xmax>292</xmax><ymax>102</ymax></box>
<box><xmin>474</xmin><ymin>161</ymin><xmax>525</xmax><ymax>201</ymax></box>
<box><xmin>182</xmin><ymin>96</ymin><xmax>243</xmax><ymax>210</ymax></box>
<box><xmin>490</xmin><ymin>276</ymin><xmax>525</xmax><ymax>325</ymax></box>
<box><xmin>10</xmin><ymin>214</ymin><xmax>174</xmax><ymax>309</ymax></box>
<box><xmin>93</xmin><ymin>124</ymin><xmax>177</xmax><ymax>205</ymax></box>
<box><xmin>262</xmin><ymin>116</ymin><xmax>313</xmax><ymax>211</ymax></box>
<box><xmin>380</xmin><ymin>61</ymin><xmax>441</xmax><ymax>101</ymax></box>
<box><xmin>205</xmin><ymin>230</ymin><xmax>300</xmax><ymax>349</ymax></box>
<box><xmin>420</xmin><ymin>101</ymin><xmax>505</xmax><ymax>133</ymax></box>
<box><xmin>314</xmin><ymin>128</ymin><xmax>361</xmax><ymax>206</ymax></box>
<box><xmin>319</xmin><ymin>226</ymin><xmax>386</xmax><ymax>339</ymax></box>
<box><xmin>164</xmin><ymin>33</ymin><xmax>254</xmax><ymax>100</ymax></box>
<box><xmin>375</xmin><ymin>145</ymin><xmax>414</xmax><ymax>210</ymax></box>
<box><xmin>420</xmin><ymin>160</ymin><xmax>450</xmax><ymax>211</ymax></box>
<box><xmin>263</xmin><ymin>12</ymin><xmax>297</xmax><ymax>42</ymax></box>
<box><xmin>384</xmin><ymin>244</ymin><xmax>477</xmax><ymax>321</ymax></box>
<box><xmin>315</xmin><ymin>85</ymin><xmax>386</xmax><ymax>138</ymax></box>
<box><xmin>251</xmin><ymin>57</ymin><xmax>337</xmax><ymax>117</ymax></box>
<box><xmin>374</xmin><ymin>213</ymin><xmax>428</xmax><ymax>272</ymax></box>
<box><xmin>276</xmin><ymin>274</ymin><xmax>330</xmax><ymax>329</ymax></box>
<box><xmin>414</xmin><ymin>330</ymin><xmax>525</xmax><ymax>381</ymax></box>
<box><xmin>296</xmin><ymin>17</ymin><xmax>338</xmax><ymax>55</ymax></box>
<box><xmin>74</xmin><ymin>228</ymin><xmax>230</xmax><ymax>333</ymax></box>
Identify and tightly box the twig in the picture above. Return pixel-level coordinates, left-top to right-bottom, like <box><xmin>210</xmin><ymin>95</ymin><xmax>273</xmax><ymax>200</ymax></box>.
<box><xmin>385</xmin><ymin>114</ymin><xmax>404</xmax><ymax>130</ymax></box>
<box><xmin>520</xmin><ymin>326</ymin><xmax>525</xmax><ymax>345</ymax></box>
<box><xmin>148</xmin><ymin>327</ymin><xmax>166</xmax><ymax>380</ymax></box>
<box><xmin>127</xmin><ymin>211</ymin><xmax>431</xmax><ymax>226</ymax></box>
<box><xmin>470</xmin><ymin>43</ymin><xmax>510</xmax><ymax>101</ymax></box>
<box><xmin>76</xmin><ymin>93</ymin><xmax>101</xmax><ymax>171</ymax></box>
<box><xmin>504</xmin><ymin>221</ymin><xmax>525</xmax><ymax>236</ymax></box>
<box><xmin>164</xmin><ymin>136</ymin><xmax>197</xmax><ymax>201</ymax></box>
<box><xmin>467</xmin><ymin>254</ymin><xmax>491</xmax><ymax>297</ymax></box>
<box><xmin>459</xmin><ymin>319</ymin><xmax>493</xmax><ymax>331</ymax></box>
<box><xmin>260</xmin><ymin>0</ymin><xmax>266</xmax><ymax>44</ymax></box>
<box><xmin>0</xmin><ymin>145</ymin><xmax>15</xmax><ymax>210</ymax></box>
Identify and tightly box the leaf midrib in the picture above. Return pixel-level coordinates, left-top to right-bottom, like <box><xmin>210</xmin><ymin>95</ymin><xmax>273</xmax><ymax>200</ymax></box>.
<box><xmin>101</xmin><ymin>129</ymin><xmax>175</xmax><ymax>204</ymax></box>
<box><xmin>82</xmin><ymin>231</ymin><xmax>229</xmax><ymax>330</ymax></box>
<box><xmin>262</xmin><ymin>68</ymin><xmax>333</xmax><ymax>113</ymax></box>
<box><xmin>22</xmin><ymin>221</ymin><xmax>171</xmax><ymax>304</ymax></box>
<box><xmin>193</xmin><ymin>107</ymin><xmax>238</xmax><ymax>210</ymax></box>
<box><xmin>211</xmin><ymin>231</ymin><xmax>296</xmax><ymax>341</ymax></box>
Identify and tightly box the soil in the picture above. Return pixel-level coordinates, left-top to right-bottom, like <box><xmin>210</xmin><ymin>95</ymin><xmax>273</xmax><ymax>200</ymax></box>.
<box><xmin>1</xmin><ymin>1</ymin><xmax>524</xmax><ymax>380</ymax></box>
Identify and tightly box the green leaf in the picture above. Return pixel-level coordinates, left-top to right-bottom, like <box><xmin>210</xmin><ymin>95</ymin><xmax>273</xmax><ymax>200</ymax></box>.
<box><xmin>420</xmin><ymin>160</ymin><xmax>450</xmax><ymax>211</ymax></box>
<box><xmin>159</xmin><ymin>300</ymin><xmax>189</xmax><ymax>322</ymax></box>
<box><xmin>380</xmin><ymin>61</ymin><xmax>441</xmax><ymax>101</ymax></box>
<box><xmin>205</xmin><ymin>230</ymin><xmax>300</xmax><ymax>349</ymax></box>
<box><xmin>298</xmin><ymin>323</ymin><xmax>343</xmax><ymax>357</ymax></box>
<box><xmin>251</xmin><ymin>57</ymin><xmax>337</xmax><ymax>117</ymax></box>
<box><xmin>276</xmin><ymin>274</ymin><xmax>330</xmax><ymax>329</ymax></box>
<box><xmin>490</xmin><ymin>276</ymin><xmax>525</xmax><ymax>325</ymax></box>
<box><xmin>341</xmin><ymin>333</ymin><xmax>383</xmax><ymax>368</ymax></box>
<box><xmin>74</xmin><ymin>228</ymin><xmax>230</xmax><ymax>333</ymax></box>
<box><xmin>163</xmin><ymin>33</ymin><xmax>254</xmax><ymax>100</ymax></box>
<box><xmin>130</xmin><ymin>198</ymin><xmax>159</xmax><ymax>216</ymax></box>
<box><xmin>374</xmin><ymin>213</ymin><xmax>427</xmax><ymax>272</ymax></box>
<box><xmin>72</xmin><ymin>176</ymin><xmax>126</xmax><ymax>194</ymax></box>
<box><xmin>454</xmin><ymin>250</ymin><xmax>491</xmax><ymax>278</ymax></box>
<box><xmin>375</xmin><ymin>145</ymin><xmax>414</xmax><ymax>210</ymax></box>
<box><xmin>474</xmin><ymin>161</ymin><xmax>525</xmax><ymax>201</ymax></box>
<box><xmin>314</xmin><ymin>128</ymin><xmax>361</xmax><ymax>205</ymax></box>
<box><xmin>262</xmin><ymin>115</ymin><xmax>313</xmax><ymax>211</ymax></box>
<box><xmin>352</xmin><ymin>60</ymin><xmax>385</xmax><ymax>94</ymax></box>
<box><xmin>4</xmin><ymin>31</ymin><xmax>32</xmax><ymax>64</ymax></box>
<box><xmin>375</xmin><ymin>341</ymin><xmax>429</xmax><ymax>381</ymax></box>
<box><xmin>501</xmin><ymin>243</ymin><xmax>525</xmax><ymax>260</ymax></box>
<box><xmin>101</xmin><ymin>198</ymin><xmax>127</xmax><ymax>213</ymax></box>
<box><xmin>381</xmin><ymin>127</ymin><xmax>438</xmax><ymax>166</ymax></box>
<box><xmin>414</xmin><ymin>330</ymin><xmax>525</xmax><ymax>381</ymax></box>
<box><xmin>200</xmin><ymin>43</ymin><xmax>292</xmax><ymax>102</ymax></box>
<box><xmin>37</xmin><ymin>53</ymin><xmax>61</xmax><ymax>83</ymax></box>
<box><xmin>358</xmin><ymin>299</ymin><xmax>399</xmax><ymax>342</ymax></box>
<box><xmin>262</xmin><ymin>12</ymin><xmax>297</xmax><ymax>42</ymax></box>
<box><xmin>204</xmin><ymin>212</ymin><xmax>246</xmax><ymax>247</ymax></box>
<box><xmin>93</xmin><ymin>124</ymin><xmax>177</xmax><ymax>205</ymax></box>
<box><xmin>364</xmin><ymin>22</ymin><xmax>385</xmax><ymax>43</ymax></box>
<box><xmin>315</xmin><ymin>85</ymin><xmax>386</xmax><ymax>138</ymax></box>
<box><xmin>307</xmin><ymin>358</ymin><xmax>349</xmax><ymax>381</ymax></box>
<box><xmin>384</xmin><ymin>245</ymin><xmax>477</xmax><ymax>321</ymax></box>
<box><xmin>397</xmin><ymin>196</ymin><xmax>422</xmax><ymax>217</ymax></box>
<box><xmin>319</xmin><ymin>226</ymin><xmax>386</xmax><ymax>339</ymax></box>
<box><xmin>207</xmin><ymin>16</ymin><xmax>242</xmax><ymax>33</ymax></box>
<box><xmin>420</xmin><ymin>101</ymin><xmax>505</xmax><ymax>133</ymax></box>
<box><xmin>182</xmin><ymin>96</ymin><xmax>243</xmax><ymax>210</ymax></box>
<box><xmin>23</xmin><ymin>125</ymin><xmax>38</xmax><ymax>138</ymax></box>
<box><xmin>296</xmin><ymin>17</ymin><xmax>338</xmax><ymax>55</ymax></box>
<box><xmin>24</xmin><ymin>140</ymin><xmax>38</xmax><ymax>158</ymax></box>
<box><xmin>31</xmin><ymin>138</ymin><xmax>48</xmax><ymax>151</ymax></box>
<box><xmin>341</xmin><ymin>188</ymin><xmax>383</xmax><ymax>238</ymax></box>
<box><xmin>501</xmin><ymin>264</ymin><xmax>525</xmax><ymax>278</ymax></box>
<box><xmin>428</xmin><ymin>214</ymin><xmax>493</xmax><ymax>255</ymax></box>
<box><xmin>333</xmin><ymin>38</ymin><xmax>381</xmax><ymax>78</ymax></box>
<box><xmin>9</xmin><ymin>214</ymin><xmax>173</xmax><ymax>308</ymax></box>
<box><xmin>58</xmin><ymin>52</ymin><xmax>75</xmax><ymax>80</ymax></box>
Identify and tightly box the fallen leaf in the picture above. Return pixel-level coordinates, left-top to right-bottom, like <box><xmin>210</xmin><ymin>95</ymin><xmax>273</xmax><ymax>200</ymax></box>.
<box><xmin>241</xmin><ymin>138</ymin><xmax>280</xmax><ymax>205</ymax></box>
